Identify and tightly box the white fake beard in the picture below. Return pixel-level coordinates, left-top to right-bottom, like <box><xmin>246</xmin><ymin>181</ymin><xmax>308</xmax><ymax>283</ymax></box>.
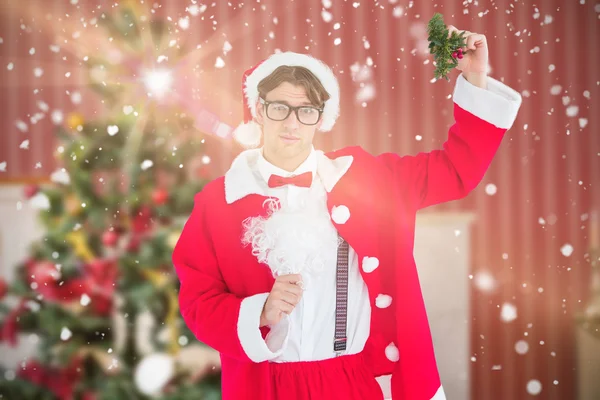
<box><xmin>241</xmin><ymin>185</ymin><xmax>341</xmax><ymax>282</ymax></box>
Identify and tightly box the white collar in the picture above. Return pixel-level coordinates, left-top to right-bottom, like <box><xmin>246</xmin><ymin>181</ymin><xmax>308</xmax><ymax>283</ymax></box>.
<box><xmin>224</xmin><ymin>148</ymin><xmax>353</xmax><ymax>204</ymax></box>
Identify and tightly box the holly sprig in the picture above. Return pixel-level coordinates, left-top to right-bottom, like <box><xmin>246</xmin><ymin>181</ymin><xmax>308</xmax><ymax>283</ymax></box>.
<box><xmin>427</xmin><ymin>13</ymin><xmax>468</xmax><ymax>81</ymax></box>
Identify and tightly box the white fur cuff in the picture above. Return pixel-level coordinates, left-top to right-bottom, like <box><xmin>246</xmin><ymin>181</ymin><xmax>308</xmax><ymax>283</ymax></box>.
<box><xmin>430</xmin><ymin>385</ymin><xmax>447</xmax><ymax>400</ymax></box>
<box><xmin>237</xmin><ymin>293</ymin><xmax>290</xmax><ymax>363</ymax></box>
<box><xmin>453</xmin><ymin>73</ymin><xmax>522</xmax><ymax>130</ymax></box>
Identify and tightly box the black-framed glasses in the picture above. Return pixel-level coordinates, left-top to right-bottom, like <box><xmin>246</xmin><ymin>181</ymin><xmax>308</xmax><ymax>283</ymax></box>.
<box><xmin>259</xmin><ymin>98</ymin><xmax>323</xmax><ymax>126</ymax></box>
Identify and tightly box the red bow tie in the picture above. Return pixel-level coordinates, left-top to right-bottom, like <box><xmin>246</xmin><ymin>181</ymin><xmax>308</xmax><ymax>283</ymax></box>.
<box><xmin>267</xmin><ymin>171</ymin><xmax>313</xmax><ymax>188</ymax></box>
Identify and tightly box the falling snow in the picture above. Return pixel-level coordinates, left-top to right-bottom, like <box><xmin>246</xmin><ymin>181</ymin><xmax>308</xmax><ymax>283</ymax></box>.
<box><xmin>141</xmin><ymin>160</ymin><xmax>154</xmax><ymax>171</ymax></box>
<box><xmin>0</xmin><ymin>162</ymin><xmax>6</xmax><ymax>172</ymax></box>
<box><xmin>51</xmin><ymin>110</ymin><xmax>64</xmax><ymax>125</ymax></box>
<box><xmin>566</xmin><ymin>105</ymin><xmax>579</xmax><ymax>117</ymax></box>
<box><xmin>60</xmin><ymin>327</ymin><xmax>72</xmax><ymax>341</ymax></box>
<box><xmin>223</xmin><ymin>41</ymin><xmax>232</xmax><ymax>55</ymax></box>
<box><xmin>527</xmin><ymin>380</ymin><xmax>542</xmax><ymax>396</ymax></box>
<box><xmin>29</xmin><ymin>193</ymin><xmax>50</xmax><ymax>210</ymax></box>
<box><xmin>178</xmin><ymin>17</ymin><xmax>190</xmax><ymax>30</ymax></box>
<box><xmin>560</xmin><ymin>243</ymin><xmax>574</xmax><ymax>257</ymax></box>
<box><xmin>80</xmin><ymin>294</ymin><xmax>91</xmax><ymax>306</ymax></box>
<box><xmin>15</xmin><ymin>120</ymin><xmax>28</xmax><ymax>132</ymax></box>
<box><xmin>71</xmin><ymin>92</ymin><xmax>82</xmax><ymax>104</ymax></box>
<box><xmin>107</xmin><ymin>125</ymin><xmax>119</xmax><ymax>136</ymax></box>
<box><xmin>474</xmin><ymin>271</ymin><xmax>497</xmax><ymax>292</ymax></box>
<box><xmin>215</xmin><ymin>57</ymin><xmax>225</xmax><ymax>68</ymax></box>
<box><xmin>501</xmin><ymin>302</ymin><xmax>518</xmax><ymax>322</ymax></box>
<box><xmin>51</xmin><ymin>169</ymin><xmax>70</xmax><ymax>185</ymax></box>
<box><xmin>485</xmin><ymin>183</ymin><xmax>497</xmax><ymax>196</ymax></box>
<box><xmin>515</xmin><ymin>340</ymin><xmax>529</xmax><ymax>355</ymax></box>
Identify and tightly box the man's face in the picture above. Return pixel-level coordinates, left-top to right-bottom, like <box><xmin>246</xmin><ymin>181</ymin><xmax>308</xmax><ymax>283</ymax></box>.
<box><xmin>256</xmin><ymin>81</ymin><xmax>323</xmax><ymax>161</ymax></box>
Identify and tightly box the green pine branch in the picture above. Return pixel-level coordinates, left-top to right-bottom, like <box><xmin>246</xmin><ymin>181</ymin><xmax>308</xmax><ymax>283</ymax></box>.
<box><xmin>427</xmin><ymin>13</ymin><xmax>467</xmax><ymax>81</ymax></box>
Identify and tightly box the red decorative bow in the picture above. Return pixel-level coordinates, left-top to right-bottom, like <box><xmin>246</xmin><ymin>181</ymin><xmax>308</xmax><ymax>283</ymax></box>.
<box><xmin>267</xmin><ymin>171</ymin><xmax>312</xmax><ymax>188</ymax></box>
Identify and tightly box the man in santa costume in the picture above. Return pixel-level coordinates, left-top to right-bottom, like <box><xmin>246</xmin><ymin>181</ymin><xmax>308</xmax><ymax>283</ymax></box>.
<box><xmin>173</xmin><ymin>25</ymin><xmax>522</xmax><ymax>400</ymax></box>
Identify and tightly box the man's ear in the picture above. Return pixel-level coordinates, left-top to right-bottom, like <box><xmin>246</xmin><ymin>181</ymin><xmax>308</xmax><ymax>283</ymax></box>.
<box><xmin>255</xmin><ymin>101</ymin><xmax>265</xmax><ymax>125</ymax></box>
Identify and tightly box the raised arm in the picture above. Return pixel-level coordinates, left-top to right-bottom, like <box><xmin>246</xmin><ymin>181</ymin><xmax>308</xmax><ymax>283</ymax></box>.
<box><xmin>378</xmin><ymin>73</ymin><xmax>522</xmax><ymax>209</ymax></box>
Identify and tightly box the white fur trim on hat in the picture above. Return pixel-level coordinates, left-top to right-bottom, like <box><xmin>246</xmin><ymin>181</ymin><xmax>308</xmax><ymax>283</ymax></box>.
<box><xmin>244</xmin><ymin>52</ymin><xmax>340</xmax><ymax>132</ymax></box>
<box><xmin>232</xmin><ymin>120</ymin><xmax>262</xmax><ymax>149</ymax></box>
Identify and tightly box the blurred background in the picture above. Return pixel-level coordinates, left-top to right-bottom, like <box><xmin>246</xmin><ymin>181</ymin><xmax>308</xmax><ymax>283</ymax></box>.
<box><xmin>0</xmin><ymin>0</ymin><xmax>598</xmax><ymax>399</ymax></box>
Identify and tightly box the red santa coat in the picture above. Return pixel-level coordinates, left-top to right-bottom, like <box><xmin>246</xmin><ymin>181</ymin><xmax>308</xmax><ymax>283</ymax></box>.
<box><xmin>172</xmin><ymin>74</ymin><xmax>522</xmax><ymax>400</ymax></box>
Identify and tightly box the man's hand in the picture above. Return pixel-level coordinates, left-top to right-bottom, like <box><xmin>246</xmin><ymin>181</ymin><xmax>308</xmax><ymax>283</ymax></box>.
<box><xmin>448</xmin><ymin>25</ymin><xmax>488</xmax><ymax>88</ymax></box>
<box><xmin>260</xmin><ymin>274</ymin><xmax>304</xmax><ymax>327</ymax></box>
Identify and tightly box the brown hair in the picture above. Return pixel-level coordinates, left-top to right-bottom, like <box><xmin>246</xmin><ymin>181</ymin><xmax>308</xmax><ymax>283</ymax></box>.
<box><xmin>257</xmin><ymin>65</ymin><xmax>330</xmax><ymax>108</ymax></box>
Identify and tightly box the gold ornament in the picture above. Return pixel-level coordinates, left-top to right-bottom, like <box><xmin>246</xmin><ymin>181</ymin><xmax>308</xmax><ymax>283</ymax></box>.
<box><xmin>66</xmin><ymin>231</ymin><xmax>96</xmax><ymax>263</ymax></box>
<box><xmin>167</xmin><ymin>231</ymin><xmax>181</xmax><ymax>250</ymax></box>
<box><xmin>142</xmin><ymin>269</ymin><xmax>179</xmax><ymax>354</ymax></box>
<box><xmin>65</xmin><ymin>195</ymin><xmax>82</xmax><ymax>216</ymax></box>
<box><xmin>67</xmin><ymin>112</ymin><xmax>85</xmax><ymax>131</ymax></box>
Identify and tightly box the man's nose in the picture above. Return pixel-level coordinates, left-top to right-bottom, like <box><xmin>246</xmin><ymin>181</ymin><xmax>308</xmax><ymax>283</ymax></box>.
<box><xmin>283</xmin><ymin>110</ymin><xmax>300</xmax><ymax>129</ymax></box>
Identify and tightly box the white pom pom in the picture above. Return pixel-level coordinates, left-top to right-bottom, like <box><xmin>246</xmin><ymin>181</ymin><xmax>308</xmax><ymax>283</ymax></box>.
<box><xmin>385</xmin><ymin>342</ymin><xmax>400</xmax><ymax>362</ymax></box>
<box><xmin>331</xmin><ymin>205</ymin><xmax>350</xmax><ymax>224</ymax></box>
<box><xmin>362</xmin><ymin>256</ymin><xmax>379</xmax><ymax>273</ymax></box>
<box><xmin>232</xmin><ymin>121</ymin><xmax>262</xmax><ymax>149</ymax></box>
<box><xmin>134</xmin><ymin>353</ymin><xmax>175</xmax><ymax>396</ymax></box>
<box><xmin>375</xmin><ymin>294</ymin><xmax>392</xmax><ymax>309</ymax></box>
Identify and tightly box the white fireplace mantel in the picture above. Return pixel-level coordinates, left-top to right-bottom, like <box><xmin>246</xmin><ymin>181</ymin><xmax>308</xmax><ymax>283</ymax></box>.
<box><xmin>376</xmin><ymin>211</ymin><xmax>475</xmax><ymax>400</ymax></box>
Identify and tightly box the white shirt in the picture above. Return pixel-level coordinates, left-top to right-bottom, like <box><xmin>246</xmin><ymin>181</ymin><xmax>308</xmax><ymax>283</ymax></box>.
<box><xmin>255</xmin><ymin>146</ymin><xmax>371</xmax><ymax>362</ymax></box>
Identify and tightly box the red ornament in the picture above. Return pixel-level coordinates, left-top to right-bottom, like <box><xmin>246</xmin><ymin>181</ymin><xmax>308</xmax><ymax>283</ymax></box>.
<box><xmin>0</xmin><ymin>278</ymin><xmax>7</xmax><ymax>299</ymax></box>
<box><xmin>102</xmin><ymin>230</ymin><xmax>119</xmax><ymax>247</ymax></box>
<box><xmin>132</xmin><ymin>205</ymin><xmax>154</xmax><ymax>234</ymax></box>
<box><xmin>82</xmin><ymin>391</ymin><xmax>98</xmax><ymax>400</ymax></box>
<box><xmin>30</xmin><ymin>261</ymin><xmax>60</xmax><ymax>286</ymax></box>
<box><xmin>23</xmin><ymin>184</ymin><xmax>39</xmax><ymax>199</ymax></box>
<box><xmin>151</xmin><ymin>188</ymin><xmax>169</xmax><ymax>205</ymax></box>
<box><xmin>126</xmin><ymin>236</ymin><xmax>141</xmax><ymax>253</ymax></box>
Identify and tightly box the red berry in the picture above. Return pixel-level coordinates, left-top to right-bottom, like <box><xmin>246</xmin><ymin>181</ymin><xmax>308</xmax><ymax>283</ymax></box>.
<box><xmin>452</xmin><ymin>51</ymin><xmax>458</xmax><ymax>59</ymax></box>
<box><xmin>457</xmin><ymin>53</ymin><xmax>464</xmax><ymax>59</ymax></box>
<box><xmin>23</xmin><ymin>184</ymin><xmax>39</xmax><ymax>199</ymax></box>
<box><xmin>102</xmin><ymin>230</ymin><xmax>119</xmax><ymax>247</ymax></box>
<box><xmin>457</xmin><ymin>48</ymin><xmax>463</xmax><ymax>54</ymax></box>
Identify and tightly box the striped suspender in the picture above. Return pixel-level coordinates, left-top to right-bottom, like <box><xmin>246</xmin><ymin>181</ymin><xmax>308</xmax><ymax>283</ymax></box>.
<box><xmin>333</xmin><ymin>234</ymin><xmax>349</xmax><ymax>355</ymax></box>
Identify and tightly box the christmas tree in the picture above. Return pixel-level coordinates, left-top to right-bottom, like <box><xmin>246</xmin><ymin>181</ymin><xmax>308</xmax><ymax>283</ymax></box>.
<box><xmin>0</xmin><ymin>3</ymin><xmax>222</xmax><ymax>399</ymax></box>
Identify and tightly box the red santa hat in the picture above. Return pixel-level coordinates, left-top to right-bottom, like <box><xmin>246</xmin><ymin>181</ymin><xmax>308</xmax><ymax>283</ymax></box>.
<box><xmin>232</xmin><ymin>51</ymin><xmax>340</xmax><ymax>149</ymax></box>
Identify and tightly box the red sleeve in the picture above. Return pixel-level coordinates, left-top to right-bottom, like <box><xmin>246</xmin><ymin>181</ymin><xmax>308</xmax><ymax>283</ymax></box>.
<box><xmin>172</xmin><ymin>191</ymin><xmax>290</xmax><ymax>363</ymax></box>
<box><xmin>378</xmin><ymin>74</ymin><xmax>522</xmax><ymax>210</ymax></box>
